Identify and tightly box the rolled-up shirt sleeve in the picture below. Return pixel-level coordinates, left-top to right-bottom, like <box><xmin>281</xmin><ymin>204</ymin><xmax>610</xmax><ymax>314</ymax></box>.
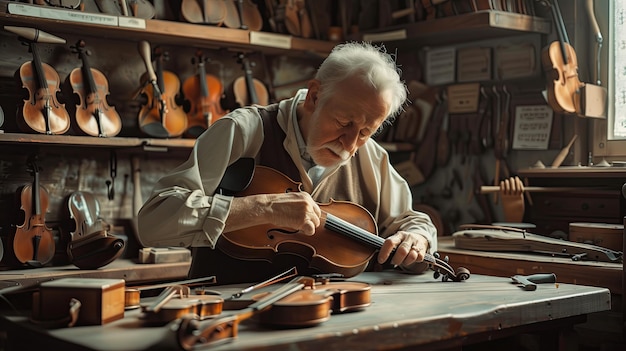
<box><xmin>137</xmin><ymin>108</ymin><xmax>263</xmax><ymax>248</ymax></box>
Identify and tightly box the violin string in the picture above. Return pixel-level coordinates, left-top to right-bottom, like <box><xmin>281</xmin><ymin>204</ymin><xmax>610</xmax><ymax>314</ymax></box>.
<box><xmin>324</xmin><ymin>213</ymin><xmax>383</xmax><ymax>249</ymax></box>
<box><xmin>325</xmin><ymin>213</ymin><xmax>457</xmax><ymax>276</ymax></box>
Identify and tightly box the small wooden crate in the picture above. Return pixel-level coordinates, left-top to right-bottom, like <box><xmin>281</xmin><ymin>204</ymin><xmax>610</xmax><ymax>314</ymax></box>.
<box><xmin>34</xmin><ymin>278</ymin><xmax>125</xmax><ymax>326</ymax></box>
<box><xmin>569</xmin><ymin>222</ymin><xmax>623</xmax><ymax>252</ymax></box>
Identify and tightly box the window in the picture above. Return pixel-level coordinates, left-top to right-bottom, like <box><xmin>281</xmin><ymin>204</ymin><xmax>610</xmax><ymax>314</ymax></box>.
<box><xmin>592</xmin><ymin>0</ymin><xmax>626</xmax><ymax>159</ymax></box>
<box><xmin>610</xmin><ymin>1</ymin><xmax>626</xmax><ymax>138</ymax></box>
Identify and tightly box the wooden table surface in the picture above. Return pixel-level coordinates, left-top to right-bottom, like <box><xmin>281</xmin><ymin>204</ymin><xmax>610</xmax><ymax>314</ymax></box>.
<box><xmin>0</xmin><ymin>270</ymin><xmax>611</xmax><ymax>351</ymax></box>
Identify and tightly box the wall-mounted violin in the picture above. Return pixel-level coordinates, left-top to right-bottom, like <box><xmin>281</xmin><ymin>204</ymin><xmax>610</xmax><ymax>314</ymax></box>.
<box><xmin>226</xmin><ymin>53</ymin><xmax>269</xmax><ymax>110</ymax></box>
<box><xmin>539</xmin><ymin>0</ymin><xmax>585</xmax><ymax>114</ymax></box>
<box><xmin>182</xmin><ymin>50</ymin><xmax>228</xmax><ymax>138</ymax></box>
<box><xmin>68</xmin><ymin>40</ymin><xmax>122</xmax><ymax>137</ymax></box>
<box><xmin>137</xmin><ymin>40</ymin><xmax>187</xmax><ymax>138</ymax></box>
<box><xmin>5</xmin><ymin>26</ymin><xmax>71</xmax><ymax>135</ymax></box>
<box><xmin>8</xmin><ymin>157</ymin><xmax>56</xmax><ymax>268</ymax></box>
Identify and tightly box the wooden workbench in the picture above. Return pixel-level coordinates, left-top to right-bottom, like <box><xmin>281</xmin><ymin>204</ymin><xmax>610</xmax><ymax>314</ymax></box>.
<box><xmin>0</xmin><ymin>271</ymin><xmax>611</xmax><ymax>351</ymax></box>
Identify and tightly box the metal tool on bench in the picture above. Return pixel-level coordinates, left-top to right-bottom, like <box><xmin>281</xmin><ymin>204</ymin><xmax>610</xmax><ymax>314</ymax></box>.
<box><xmin>511</xmin><ymin>273</ymin><xmax>557</xmax><ymax>291</ymax></box>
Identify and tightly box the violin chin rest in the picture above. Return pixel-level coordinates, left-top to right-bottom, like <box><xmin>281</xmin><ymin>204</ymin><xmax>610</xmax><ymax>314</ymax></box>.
<box><xmin>68</xmin><ymin>231</ymin><xmax>125</xmax><ymax>270</ymax></box>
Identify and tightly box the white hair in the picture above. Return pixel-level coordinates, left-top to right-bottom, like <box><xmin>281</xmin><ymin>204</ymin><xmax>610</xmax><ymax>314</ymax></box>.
<box><xmin>314</xmin><ymin>42</ymin><xmax>408</xmax><ymax>125</ymax></box>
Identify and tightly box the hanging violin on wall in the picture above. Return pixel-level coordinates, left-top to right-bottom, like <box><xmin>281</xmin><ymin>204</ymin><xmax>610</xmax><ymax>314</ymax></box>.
<box><xmin>226</xmin><ymin>53</ymin><xmax>269</xmax><ymax>109</ymax></box>
<box><xmin>137</xmin><ymin>40</ymin><xmax>188</xmax><ymax>138</ymax></box>
<box><xmin>8</xmin><ymin>156</ymin><xmax>56</xmax><ymax>268</ymax></box>
<box><xmin>182</xmin><ymin>50</ymin><xmax>228</xmax><ymax>138</ymax></box>
<box><xmin>94</xmin><ymin>0</ymin><xmax>156</xmax><ymax>18</ymax></box>
<box><xmin>68</xmin><ymin>40</ymin><xmax>122</xmax><ymax>137</ymax></box>
<box><xmin>5</xmin><ymin>26</ymin><xmax>71</xmax><ymax>135</ymax></box>
<box><xmin>540</xmin><ymin>0</ymin><xmax>585</xmax><ymax>114</ymax></box>
<box><xmin>222</xmin><ymin>0</ymin><xmax>263</xmax><ymax>30</ymax></box>
<box><xmin>180</xmin><ymin>0</ymin><xmax>226</xmax><ymax>24</ymax></box>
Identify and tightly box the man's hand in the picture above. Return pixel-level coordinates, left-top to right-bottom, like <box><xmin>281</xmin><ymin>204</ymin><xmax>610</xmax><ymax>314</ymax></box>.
<box><xmin>225</xmin><ymin>192</ymin><xmax>322</xmax><ymax>236</ymax></box>
<box><xmin>266</xmin><ymin>192</ymin><xmax>322</xmax><ymax>235</ymax></box>
<box><xmin>377</xmin><ymin>231</ymin><xmax>430</xmax><ymax>267</ymax></box>
<box><xmin>500</xmin><ymin>176</ymin><xmax>525</xmax><ymax>223</ymax></box>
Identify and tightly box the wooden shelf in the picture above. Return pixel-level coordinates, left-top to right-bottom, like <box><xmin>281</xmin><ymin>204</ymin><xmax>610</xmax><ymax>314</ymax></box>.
<box><xmin>0</xmin><ymin>132</ymin><xmax>195</xmax><ymax>149</ymax></box>
<box><xmin>519</xmin><ymin>167</ymin><xmax>626</xmax><ymax>178</ymax></box>
<box><xmin>0</xmin><ymin>1</ymin><xmax>336</xmax><ymax>57</ymax></box>
<box><xmin>351</xmin><ymin>10</ymin><xmax>551</xmax><ymax>46</ymax></box>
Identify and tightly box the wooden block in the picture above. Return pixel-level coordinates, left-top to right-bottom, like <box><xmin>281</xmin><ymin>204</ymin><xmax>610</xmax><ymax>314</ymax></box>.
<box><xmin>138</xmin><ymin>247</ymin><xmax>192</xmax><ymax>263</ymax></box>
<box><xmin>35</xmin><ymin>278</ymin><xmax>125</xmax><ymax>326</ymax></box>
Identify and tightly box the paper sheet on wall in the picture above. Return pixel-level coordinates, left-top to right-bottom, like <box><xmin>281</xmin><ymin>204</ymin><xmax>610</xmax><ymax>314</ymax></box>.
<box><xmin>424</xmin><ymin>47</ymin><xmax>456</xmax><ymax>86</ymax></box>
<box><xmin>512</xmin><ymin>105</ymin><xmax>553</xmax><ymax>150</ymax></box>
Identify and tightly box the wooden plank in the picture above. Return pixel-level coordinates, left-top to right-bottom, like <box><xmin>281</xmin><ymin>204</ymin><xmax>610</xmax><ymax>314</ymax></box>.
<box><xmin>0</xmin><ymin>259</ymin><xmax>191</xmax><ymax>292</ymax></box>
<box><xmin>437</xmin><ymin>236</ymin><xmax>622</xmax><ymax>294</ymax></box>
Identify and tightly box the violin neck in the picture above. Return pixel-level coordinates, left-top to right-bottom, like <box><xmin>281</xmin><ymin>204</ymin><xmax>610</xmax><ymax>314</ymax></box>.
<box><xmin>32</xmin><ymin>167</ymin><xmax>41</xmax><ymax>216</ymax></box>
<box><xmin>324</xmin><ymin>213</ymin><xmax>384</xmax><ymax>250</ymax></box>
<box><xmin>242</xmin><ymin>58</ymin><xmax>259</xmax><ymax>104</ymax></box>
<box><xmin>29</xmin><ymin>42</ymin><xmax>48</xmax><ymax>91</ymax></box>
<box><xmin>549</xmin><ymin>0</ymin><xmax>570</xmax><ymax>63</ymax></box>
<box><xmin>156</xmin><ymin>56</ymin><xmax>165</xmax><ymax>93</ymax></box>
<box><xmin>79</xmin><ymin>49</ymin><xmax>98</xmax><ymax>96</ymax></box>
<box><xmin>325</xmin><ymin>212</ymin><xmax>440</xmax><ymax>269</ymax></box>
<box><xmin>198</xmin><ymin>61</ymin><xmax>209</xmax><ymax>98</ymax></box>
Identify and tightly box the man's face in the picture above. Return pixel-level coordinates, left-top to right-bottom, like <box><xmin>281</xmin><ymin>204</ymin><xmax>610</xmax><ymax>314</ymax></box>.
<box><xmin>304</xmin><ymin>76</ymin><xmax>390</xmax><ymax>168</ymax></box>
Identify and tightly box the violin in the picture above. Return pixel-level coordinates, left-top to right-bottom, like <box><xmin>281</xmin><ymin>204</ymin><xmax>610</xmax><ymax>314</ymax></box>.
<box><xmin>7</xmin><ymin>26</ymin><xmax>71</xmax><ymax>135</ymax></box>
<box><xmin>540</xmin><ymin>0</ymin><xmax>584</xmax><ymax>114</ymax></box>
<box><xmin>95</xmin><ymin>0</ymin><xmax>156</xmax><ymax>18</ymax></box>
<box><xmin>68</xmin><ymin>40</ymin><xmax>122</xmax><ymax>137</ymax></box>
<box><xmin>180</xmin><ymin>0</ymin><xmax>226</xmax><ymax>24</ymax></box>
<box><xmin>175</xmin><ymin>276</ymin><xmax>315</xmax><ymax>349</ymax></box>
<box><xmin>227</xmin><ymin>53</ymin><xmax>269</xmax><ymax>109</ymax></box>
<box><xmin>251</xmin><ymin>277</ymin><xmax>371</xmax><ymax>327</ymax></box>
<box><xmin>137</xmin><ymin>41</ymin><xmax>188</xmax><ymax>138</ymax></box>
<box><xmin>182</xmin><ymin>50</ymin><xmax>228</xmax><ymax>138</ymax></box>
<box><xmin>284</xmin><ymin>0</ymin><xmax>312</xmax><ymax>38</ymax></box>
<box><xmin>218</xmin><ymin>165</ymin><xmax>470</xmax><ymax>282</ymax></box>
<box><xmin>125</xmin><ymin>275</ymin><xmax>218</xmax><ymax>310</ymax></box>
<box><xmin>141</xmin><ymin>284</ymin><xmax>224</xmax><ymax>324</ymax></box>
<box><xmin>9</xmin><ymin>157</ymin><xmax>56</xmax><ymax>267</ymax></box>
<box><xmin>222</xmin><ymin>0</ymin><xmax>263</xmax><ymax>30</ymax></box>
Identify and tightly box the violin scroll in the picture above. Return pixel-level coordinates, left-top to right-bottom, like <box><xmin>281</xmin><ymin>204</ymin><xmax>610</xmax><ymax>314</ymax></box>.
<box><xmin>426</xmin><ymin>252</ymin><xmax>470</xmax><ymax>282</ymax></box>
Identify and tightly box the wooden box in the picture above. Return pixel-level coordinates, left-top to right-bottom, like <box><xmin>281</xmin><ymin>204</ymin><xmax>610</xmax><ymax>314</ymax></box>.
<box><xmin>569</xmin><ymin>222</ymin><xmax>624</xmax><ymax>252</ymax></box>
<box><xmin>34</xmin><ymin>278</ymin><xmax>125</xmax><ymax>326</ymax></box>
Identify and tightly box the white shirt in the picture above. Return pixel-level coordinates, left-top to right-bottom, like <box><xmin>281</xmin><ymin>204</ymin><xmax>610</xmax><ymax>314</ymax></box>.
<box><xmin>137</xmin><ymin>89</ymin><xmax>437</xmax><ymax>254</ymax></box>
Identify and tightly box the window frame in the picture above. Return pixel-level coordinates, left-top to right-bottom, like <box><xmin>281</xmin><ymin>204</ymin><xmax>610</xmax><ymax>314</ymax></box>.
<box><xmin>591</xmin><ymin>0</ymin><xmax>626</xmax><ymax>160</ymax></box>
